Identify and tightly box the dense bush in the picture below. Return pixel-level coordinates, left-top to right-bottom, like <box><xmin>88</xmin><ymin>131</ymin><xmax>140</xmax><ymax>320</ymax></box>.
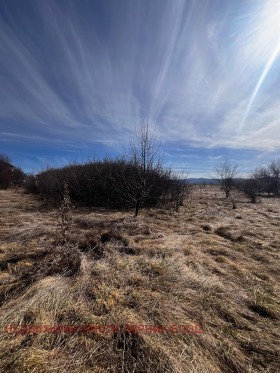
<box><xmin>25</xmin><ymin>158</ymin><xmax>187</xmax><ymax>211</ymax></box>
<box><xmin>0</xmin><ymin>154</ymin><xmax>26</xmax><ymax>189</ymax></box>
<box><xmin>0</xmin><ymin>154</ymin><xmax>13</xmax><ymax>189</ymax></box>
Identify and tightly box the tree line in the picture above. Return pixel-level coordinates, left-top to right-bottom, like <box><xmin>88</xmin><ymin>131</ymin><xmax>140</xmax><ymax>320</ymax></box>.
<box><xmin>215</xmin><ymin>159</ymin><xmax>280</xmax><ymax>203</ymax></box>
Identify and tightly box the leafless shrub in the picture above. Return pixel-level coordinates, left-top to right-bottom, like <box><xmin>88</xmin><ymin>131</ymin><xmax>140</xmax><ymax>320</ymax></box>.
<box><xmin>24</xmin><ymin>174</ymin><xmax>38</xmax><ymax>194</ymax></box>
<box><xmin>169</xmin><ymin>170</ymin><xmax>191</xmax><ymax>212</ymax></box>
<box><xmin>214</xmin><ymin>160</ymin><xmax>239</xmax><ymax>198</ymax></box>
<box><xmin>236</xmin><ymin>177</ymin><xmax>260</xmax><ymax>203</ymax></box>
<box><xmin>12</xmin><ymin>167</ymin><xmax>26</xmax><ymax>188</ymax></box>
<box><xmin>122</xmin><ymin>122</ymin><xmax>175</xmax><ymax>216</ymax></box>
<box><xmin>57</xmin><ymin>182</ymin><xmax>73</xmax><ymax>244</ymax></box>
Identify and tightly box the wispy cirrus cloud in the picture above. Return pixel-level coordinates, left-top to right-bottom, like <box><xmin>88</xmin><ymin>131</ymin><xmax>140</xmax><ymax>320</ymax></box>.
<box><xmin>0</xmin><ymin>0</ymin><xmax>280</xmax><ymax>175</ymax></box>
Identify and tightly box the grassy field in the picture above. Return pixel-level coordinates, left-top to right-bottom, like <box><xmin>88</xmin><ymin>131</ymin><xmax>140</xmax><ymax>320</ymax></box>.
<box><xmin>0</xmin><ymin>186</ymin><xmax>279</xmax><ymax>372</ymax></box>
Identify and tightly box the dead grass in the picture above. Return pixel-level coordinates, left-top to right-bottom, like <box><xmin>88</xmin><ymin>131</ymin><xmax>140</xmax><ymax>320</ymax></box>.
<box><xmin>0</xmin><ymin>186</ymin><xmax>279</xmax><ymax>372</ymax></box>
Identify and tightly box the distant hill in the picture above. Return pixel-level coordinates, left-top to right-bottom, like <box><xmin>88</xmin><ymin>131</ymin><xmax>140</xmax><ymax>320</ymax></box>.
<box><xmin>187</xmin><ymin>178</ymin><xmax>219</xmax><ymax>185</ymax></box>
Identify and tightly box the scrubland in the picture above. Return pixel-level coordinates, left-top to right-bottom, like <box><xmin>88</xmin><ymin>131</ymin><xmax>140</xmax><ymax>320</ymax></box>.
<box><xmin>0</xmin><ymin>185</ymin><xmax>279</xmax><ymax>372</ymax></box>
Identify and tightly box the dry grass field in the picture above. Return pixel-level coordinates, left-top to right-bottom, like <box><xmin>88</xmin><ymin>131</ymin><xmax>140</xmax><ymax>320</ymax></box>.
<box><xmin>0</xmin><ymin>185</ymin><xmax>279</xmax><ymax>372</ymax></box>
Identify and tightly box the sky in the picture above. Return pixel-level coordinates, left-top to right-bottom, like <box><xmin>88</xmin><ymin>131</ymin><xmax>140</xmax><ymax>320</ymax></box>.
<box><xmin>0</xmin><ymin>0</ymin><xmax>280</xmax><ymax>177</ymax></box>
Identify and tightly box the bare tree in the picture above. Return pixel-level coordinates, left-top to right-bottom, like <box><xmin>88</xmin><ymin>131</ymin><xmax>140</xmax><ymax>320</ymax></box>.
<box><xmin>215</xmin><ymin>160</ymin><xmax>239</xmax><ymax>198</ymax></box>
<box><xmin>269</xmin><ymin>159</ymin><xmax>280</xmax><ymax>196</ymax></box>
<box><xmin>236</xmin><ymin>176</ymin><xmax>260</xmax><ymax>203</ymax></box>
<box><xmin>253</xmin><ymin>167</ymin><xmax>272</xmax><ymax>195</ymax></box>
<box><xmin>124</xmin><ymin>122</ymin><xmax>163</xmax><ymax>216</ymax></box>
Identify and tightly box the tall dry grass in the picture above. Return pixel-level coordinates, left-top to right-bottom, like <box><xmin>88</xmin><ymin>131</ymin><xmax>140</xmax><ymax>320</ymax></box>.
<box><xmin>0</xmin><ymin>186</ymin><xmax>279</xmax><ymax>372</ymax></box>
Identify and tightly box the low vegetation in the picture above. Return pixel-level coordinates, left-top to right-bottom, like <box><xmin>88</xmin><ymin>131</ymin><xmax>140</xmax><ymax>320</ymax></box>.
<box><xmin>0</xmin><ymin>185</ymin><xmax>279</xmax><ymax>372</ymax></box>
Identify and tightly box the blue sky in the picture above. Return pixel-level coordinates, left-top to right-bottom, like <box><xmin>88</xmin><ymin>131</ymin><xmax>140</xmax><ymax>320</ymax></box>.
<box><xmin>0</xmin><ymin>0</ymin><xmax>280</xmax><ymax>177</ymax></box>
